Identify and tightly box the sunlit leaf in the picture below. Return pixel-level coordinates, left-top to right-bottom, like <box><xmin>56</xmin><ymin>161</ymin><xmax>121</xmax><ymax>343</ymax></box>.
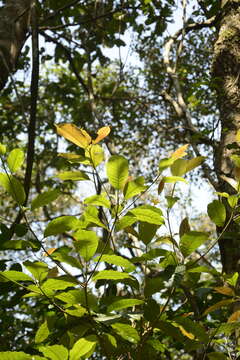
<box><xmin>84</xmin><ymin>194</ymin><xmax>111</xmax><ymax>208</ymax></box>
<box><xmin>94</xmin><ymin>254</ymin><xmax>135</xmax><ymax>272</ymax></box>
<box><xmin>56</xmin><ymin>171</ymin><xmax>90</xmax><ymax>181</ymax></box>
<box><xmin>70</xmin><ymin>335</ymin><xmax>98</xmax><ymax>360</ymax></box>
<box><xmin>123</xmin><ymin>176</ymin><xmax>146</xmax><ymax>200</ymax></box>
<box><xmin>171</xmin><ymin>144</ymin><xmax>189</xmax><ymax>160</ymax></box>
<box><xmin>107</xmin><ymin>298</ymin><xmax>143</xmax><ymax>312</ymax></box>
<box><xmin>92</xmin><ymin>270</ymin><xmax>132</xmax><ymax>281</ymax></box>
<box><xmin>56</xmin><ymin>123</ymin><xmax>92</xmax><ymax>148</ymax></box>
<box><xmin>85</xmin><ymin>144</ymin><xmax>104</xmax><ymax>167</ymax></box>
<box><xmin>39</xmin><ymin>345</ymin><xmax>68</xmax><ymax>360</ymax></box>
<box><xmin>106</xmin><ymin>155</ymin><xmax>129</xmax><ymax>189</ymax></box>
<box><xmin>7</xmin><ymin>149</ymin><xmax>24</xmax><ymax>172</ymax></box>
<box><xmin>129</xmin><ymin>205</ymin><xmax>164</xmax><ymax>225</ymax></box>
<box><xmin>92</xmin><ymin>126</ymin><xmax>111</xmax><ymax>144</ymax></box>
<box><xmin>0</xmin><ymin>270</ymin><xmax>33</xmax><ymax>282</ymax></box>
<box><xmin>44</xmin><ymin>216</ymin><xmax>80</xmax><ymax>237</ymax></box>
<box><xmin>0</xmin><ymin>173</ymin><xmax>26</xmax><ymax>204</ymax></box>
<box><xmin>35</xmin><ymin>320</ymin><xmax>50</xmax><ymax>344</ymax></box>
<box><xmin>74</xmin><ymin>230</ymin><xmax>99</xmax><ymax>261</ymax></box>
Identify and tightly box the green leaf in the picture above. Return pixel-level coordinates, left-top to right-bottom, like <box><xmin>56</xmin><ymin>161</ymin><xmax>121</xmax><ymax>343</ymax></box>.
<box><xmin>115</xmin><ymin>214</ymin><xmax>137</xmax><ymax>231</ymax></box>
<box><xmin>156</xmin><ymin>320</ymin><xmax>184</xmax><ymax>342</ymax></box>
<box><xmin>227</xmin><ymin>195</ymin><xmax>238</xmax><ymax>208</ymax></box>
<box><xmin>0</xmin><ymin>352</ymin><xmax>44</xmax><ymax>360</ymax></box>
<box><xmin>207</xmin><ymin>353</ymin><xmax>228</xmax><ymax>360</ymax></box>
<box><xmin>129</xmin><ymin>205</ymin><xmax>164</xmax><ymax>225</ymax></box>
<box><xmin>138</xmin><ymin>222</ymin><xmax>159</xmax><ymax>244</ymax></box>
<box><xmin>35</xmin><ymin>320</ymin><xmax>50</xmax><ymax>344</ymax></box>
<box><xmin>7</xmin><ymin>149</ymin><xmax>24</xmax><ymax>172</ymax></box>
<box><xmin>106</xmin><ymin>155</ymin><xmax>129</xmax><ymax>190</ymax></box>
<box><xmin>144</xmin><ymin>277</ymin><xmax>164</xmax><ymax>297</ymax></box>
<box><xmin>162</xmin><ymin>176</ymin><xmax>188</xmax><ymax>184</ymax></box>
<box><xmin>174</xmin><ymin>317</ymin><xmax>208</xmax><ymax>342</ymax></box>
<box><xmin>92</xmin><ymin>270</ymin><xmax>132</xmax><ymax>281</ymax></box>
<box><xmin>94</xmin><ymin>254</ymin><xmax>135</xmax><ymax>272</ymax></box>
<box><xmin>226</xmin><ymin>272</ymin><xmax>239</xmax><ymax>287</ymax></box>
<box><xmin>85</xmin><ymin>144</ymin><xmax>104</xmax><ymax>167</ymax></box>
<box><xmin>171</xmin><ymin>157</ymin><xmax>205</xmax><ymax>176</ymax></box>
<box><xmin>56</xmin><ymin>171</ymin><xmax>90</xmax><ymax>181</ymax></box>
<box><xmin>51</xmin><ymin>246</ymin><xmax>82</xmax><ymax>269</ymax></box>
<box><xmin>31</xmin><ymin>189</ymin><xmax>60</xmax><ymax>210</ymax></box>
<box><xmin>107</xmin><ymin>298</ymin><xmax>143</xmax><ymax>312</ymax></box>
<box><xmin>180</xmin><ymin>231</ymin><xmax>209</xmax><ymax>257</ymax></box>
<box><xmin>0</xmin><ymin>270</ymin><xmax>33</xmax><ymax>282</ymax></box>
<box><xmin>179</xmin><ymin>217</ymin><xmax>190</xmax><ymax>238</ymax></box>
<box><xmin>111</xmin><ymin>323</ymin><xmax>140</xmax><ymax>343</ymax></box>
<box><xmin>55</xmin><ymin>289</ymin><xmax>98</xmax><ymax>310</ymax></box>
<box><xmin>83</xmin><ymin>206</ymin><xmax>107</xmax><ymax>228</ymax></box>
<box><xmin>74</xmin><ymin>230</ymin><xmax>99</xmax><ymax>261</ymax></box>
<box><xmin>44</xmin><ymin>216</ymin><xmax>80</xmax><ymax>237</ymax></box>
<box><xmin>39</xmin><ymin>345</ymin><xmax>68</xmax><ymax>360</ymax></box>
<box><xmin>207</xmin><ymin>200</ymin><xmax>226</xmax><ymax>226</ymax></box>
<box><xmin>84</xmin><ymin>194</ymin><xmax>110</xmax><ymax>208</ymax></box>
<box><xmin>41</xmin><ymin>277</ymin><xmax>78</xmax><ymax>295</ymax></box>
<box><xmin>0</xmin><ymin>143</ymin><xmax>6</xmax><ymax>155</ymax></box>
<box><xmin>123</xmin><ymin>176</ymin><xmax>146</xmax><ymax>200</ymax></box>
<box><xmin>0</xmin><ymin>173</ymin><xmax>26</xmax><ymax>204</ymax></box>
<box><xmin>166</xmin><ymin>196</ymin><xmax>179</xmax><ymax>209</ymax></box>
<box><xmin>70</xmin><ymin>335</ymin><xmax>98</xmax><ymax>360</ymax></box>
<box><xmin>159</xmin><ymin>157</ymin><xmax>175</xmax><ymax>172</ymax></box>
<box><xmin>24</xmin><ymin>261</ymin><xmax>48</xmax><ymax>283</ymax></box>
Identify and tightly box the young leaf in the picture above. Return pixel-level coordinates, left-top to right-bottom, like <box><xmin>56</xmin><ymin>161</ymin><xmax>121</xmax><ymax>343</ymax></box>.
<box><xmin>92</xmin><ymin>270</ymin><xmax>132</xmax><ymax>281</ymax></box>
<box><xmin>171</xmin><ymin>144</ymin><xmax>189</xmax><ymax>160</ymax></box>
<box><xmin>7</xmin><ymin>149</ymin><xmax>24</xmax><ymax>172</ymax></box>
<box><xmin>31</xmin><ymin>189</ymin><xmax>60</xmax><ymax>211</ymax></box>
<box><xmin>180</xmin><ymin>231</ymin><xmax>209</xmax><ymax>257</ymax></box>
<box><xmin>106</xmin><ymin>155</ymin><xmax>129</xmax><ymax>190</ymax></box>
<box><xmin>123</xmin><ymin>176</ymin><xmax>146</xmax><ymax>200</ymax></box>
<box><xmin>56</xmin><ymin>123</ymin><xmax>92</xmax><ymax>149</ymax></box>
<box><xmin>162</xmin><ymin>176</ymin><xmax>188</xmax><ymax>184</ymax></box>
<box><xmin>74</xmin><ymin>230</ymin><xmax>99</xmax><ymax>261</ymax></box>
<box><xmin>44</xmin><ymin>216</ymin><xmax>80</xmax><ymax>237</ymax></box>
<box><xmin>111</xmin><ymin>323</ymin><xmax>140</xmax><ymax>343</ymax></box>
<box><xmin>56</xmin><ymin>171</ymin><xmax>90</xmax><ymax>181</ymax></box>
<box><xmin>207</xmin><ymin>200</ymin><xmax>226</xmax><ymax>227</ymax></box>
<box><xmin>203</xmin><ymin>299</ymin><xmax>234</xmax><ymax>315</ymax></box>
<box><xmin>129</xmin><ymin>205</ymin><xmax>164</xmax><ymax>225</ymax></box>
<box><xmin>70</xmin><ymin>335</ymin><xmax>98</xmax><ymax>360</ymax></box>
<box><xmin>92</xmin><ymin>126</ymin><xmax>111</xmax><ymax>144</ymax></box>
<box><xmin>0</xmin><ymin>173</ymin><xmax>26</xmax><ymax>204</ymax></box>
<box><xmin>84</xmin><ymin>194</ymin><xmax>111</xmax><ymax>208</ymax></box>
<box><xmin>214</xmin><ymin>286</ymin><xmax>234</xmax><ymax>296</ymax></box>
<box><xmin>39</xmin><ymin>345</ymin><xmax>68</xmax><ymax>360</ymax></box>
<box><xmin>0</xmin><ymin>143</ymin><xmax>6</xmax><ymax>155</ymax></box>
<box><xmin>35</xmin><ymin>320</ymin><xmax>50</xmax><ymax>344</ymax></box>
<box><xmin>85</xmin><ymin>144</ymin><xmax>104</xmax><ymax>167</ymax></box>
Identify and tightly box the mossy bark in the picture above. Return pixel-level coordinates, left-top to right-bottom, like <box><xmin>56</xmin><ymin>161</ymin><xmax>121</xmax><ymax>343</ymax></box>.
<box><xmin>212</xmin><ymin>1</ymin><xmax>240</xmax><ymax>274</ymax></box>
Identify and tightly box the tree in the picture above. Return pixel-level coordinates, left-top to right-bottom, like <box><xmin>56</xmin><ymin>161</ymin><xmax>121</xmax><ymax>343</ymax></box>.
<box><xmin>1</xmin><ymin>0</ymin><xmax>240</xmax><ymax>358</ymax></box>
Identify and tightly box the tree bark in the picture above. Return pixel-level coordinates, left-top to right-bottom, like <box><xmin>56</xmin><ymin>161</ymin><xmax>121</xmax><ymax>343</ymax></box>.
<box><xmin>0</xmin><ymin>0</ymin><xmax>31</xmax><ymax>90</ymax></box>
<box><xmin>212</xmin><ymin>0</ymin><xmax>240</xmax><ymax>274</ymax></box>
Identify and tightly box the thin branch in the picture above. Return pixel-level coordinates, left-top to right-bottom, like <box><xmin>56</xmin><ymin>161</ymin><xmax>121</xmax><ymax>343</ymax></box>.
<box><xmin>40</xmin><ymin>31</ymin><xmax>89</xmax><ymax>95</ymax></box>
<box><xmin>42</xmin><ymin>0</ymin><xmax>82</xmax><ymax>22</ymax></box>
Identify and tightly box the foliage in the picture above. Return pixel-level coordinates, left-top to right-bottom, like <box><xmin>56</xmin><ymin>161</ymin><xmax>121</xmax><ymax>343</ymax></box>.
<box><xmin>0</xmin><ymin>125</ymin><xmax>240</xmax><ymax>359</ymax></box>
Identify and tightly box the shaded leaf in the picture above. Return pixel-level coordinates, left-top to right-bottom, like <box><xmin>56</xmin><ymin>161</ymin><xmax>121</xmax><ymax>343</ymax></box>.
<box><xmin>0</xmin><ymin>173</ymin><xmax>25</xmax><ymax>204</ymax></box>
<box><xmin>107</xmin><ymin>298</ymin><xmax>143</xmax><ymax>312</ymax></box>
<box><xmin>70</xmin><ymin>335</ymin><xmax>98</xmax><ymax>360</ymax></box>
<box><xmin>94</xmin><ymin>254</ymin><xmax>135</xmax><ymax>272</ymax></box>
<box><xmin>207</xmin><ymin>200</ymin><xmax>226</xmax><ymax>227</ymax></box>
<box><xmin>31</xmin><ymin>189</ymin><xmax>60</xmax><ymax>210</ymax></box>
<box><xmin>56</xmin><ymin>171</ymin><xmax>89</xmax><ymax>181</ymax></box>
<box><xmin>74</xmin><ymin>230</ymin><xmax>99</xmax><ymax>261</ymax></box>
<box><xmin>44</xmin><ymin>216</ymin><xmax>80</xmax><ymax>237</ymax></box>
<box><xmin>123</xmin><ymin>176</ymin><xmax>146</xmax><ymax>200</ymax></box>
<box><xmin>111</xmin><ymin>323</ymin><xmax>140</xmax><ymax>343</ymax></box>
<box><xmin>35</xmin><ymin>320</ymin><xmax>50</xmax><ymax>344</ymax></box>
<box><xmin>39</xmin><ymin>345</ymin><xmax>68</xmax><ymax>360</ymax></box>
<box><xmin>180</xmin><ymin>231</ymin><xmax>209</xmax><ymax>257</ymax></box>
<box><xmin>84</xmin><ymin>194</ymin><xmax>110</xmax><ymax>208</ymax></box>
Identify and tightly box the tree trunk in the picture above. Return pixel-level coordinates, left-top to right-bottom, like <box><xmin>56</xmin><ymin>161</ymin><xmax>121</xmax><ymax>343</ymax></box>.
<box><xmin>0</xmin><ymin>0</ymin><xmax>31</xmax><ymax>90</ymax></box>
<box><xmin>212</xmin><ymin>0</ymin><xmax>240</xmax><ymax>274</ymax></box>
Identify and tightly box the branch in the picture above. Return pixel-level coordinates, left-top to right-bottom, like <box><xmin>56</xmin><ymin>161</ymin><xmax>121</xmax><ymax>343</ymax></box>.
<box><xmin>40</xmin><ymin>31</ymin><xmax>89</xmax><ymax>96</ymax></box>
<box><xmin>42</xmin><ymin>0</ymin><xmax>82</xmax><ymax>22</ymax></box>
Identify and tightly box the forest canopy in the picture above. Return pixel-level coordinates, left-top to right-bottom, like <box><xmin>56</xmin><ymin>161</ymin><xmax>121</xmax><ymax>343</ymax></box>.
<box><xmin>1</xmin><ymin>0</ymin><xmax>240</xmax><ymax>359</ymax></box>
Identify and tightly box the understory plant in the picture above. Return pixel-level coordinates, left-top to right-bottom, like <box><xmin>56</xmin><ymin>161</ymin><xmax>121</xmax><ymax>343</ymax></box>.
<box><xmin>0</xmin><ymin>125</ymin><xmax>240</xmax><ymax>360</ymax></box>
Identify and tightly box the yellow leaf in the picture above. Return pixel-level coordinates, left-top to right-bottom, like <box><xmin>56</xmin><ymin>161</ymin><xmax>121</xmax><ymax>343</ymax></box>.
<box><xmin>178</xmin><ymin>325</ymin><xmax>195</xmax><ymax>340</ymax></box>
<box><xmin>171</xmin><ymin>144</ymin><xmax>189</xmax><ymax>160</ymax></box>
<box><xmin>203</xmin><ymin>299</ymin><xmax>233</xmax><ymax>315</ymax></box>
<box><xmin>236</xmin><ymin>130</ymin><xmax>240</xmax><ymax>143</ymax></box>
<box><xmin>214</xmin><ymin>286</ymin><xmax>235</xmax><ymax>296</ymax></box>
<box><xmin>228</xmin><ymin>310</ymin><xmax>240</xmax><ymax>322</ymax></box>
<box><xmin>92</xmin><ymin>126</ymin><xmax>111</xmax><ymax>144</ymax></box>
<box><xmin>44</xmin><ymin>248</ymin><xmax>56</xmax><ymax>256</ymax></box>
<box><xmin>56</xmin><ymin>124</ymin><xmax>92</xmax><ymax>149</ymax></box>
